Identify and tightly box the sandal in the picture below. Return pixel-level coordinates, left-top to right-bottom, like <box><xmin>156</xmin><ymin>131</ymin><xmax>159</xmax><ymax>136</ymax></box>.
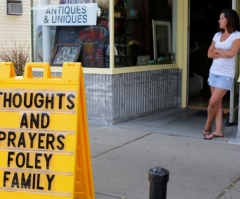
<box><xmin>204</xmin><ymin>133</ymin><xmax>224</xmax><ymax>140</ymax></box>
<box><xmin>202</xmin><ymin>127</ymin><xmax>212</xmax><ymax>136</ymax></box>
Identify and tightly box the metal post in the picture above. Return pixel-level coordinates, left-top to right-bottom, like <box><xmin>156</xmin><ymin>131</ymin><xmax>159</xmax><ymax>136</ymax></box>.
<box><xmin>148</xmin><ymin>167</ymin><xmax>169</xmax><ymax>199</ymax></box>
<box><xmin>41</xmin><ymin>0</ymin><xmax>51</xmax><ymax>63</ymax></box>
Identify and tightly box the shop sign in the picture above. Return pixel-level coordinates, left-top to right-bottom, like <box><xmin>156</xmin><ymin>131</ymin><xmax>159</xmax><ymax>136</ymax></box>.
<box><xmin>60</xmin><ymin>0</ymin><xmax>94</xmax><ymax>3</ymax></box>
<box><xmin>34</xmin><ymin>3</ymin><xmax>97</xmax><ymax>26</ymax></box>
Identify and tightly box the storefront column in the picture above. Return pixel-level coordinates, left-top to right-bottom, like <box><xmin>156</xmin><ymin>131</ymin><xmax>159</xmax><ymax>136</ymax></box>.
<box><xmin>237</xmin><ymin>78</ymin><xmax>240</xmax><ymax>141</ymax></box>
<box><xmin>176</xmin><ymin>0</ymin><xmax>188</xmax><ymax>108</ymax></box>
<box><xmin>41</xmin><ymin>0</ymin><xmax>51</xmax><ymax>63</ymax></box>
<box><xmin>109</xmin><ymin>0</ymin><xmax>114</xmax><ymax>70</ymax></box>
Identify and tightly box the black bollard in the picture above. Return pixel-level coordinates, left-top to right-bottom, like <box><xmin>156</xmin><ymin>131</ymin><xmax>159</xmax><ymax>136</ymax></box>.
<box><xmin>148</xmin><ymin>167</ymin><xmax>169</xmax><ymax>199</ymax></box>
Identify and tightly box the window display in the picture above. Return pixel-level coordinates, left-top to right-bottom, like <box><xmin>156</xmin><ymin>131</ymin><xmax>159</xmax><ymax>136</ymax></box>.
<box><xmin>112</xmin><ymin>0</ymin><xmax>176</xmax><ymax>67</ymax></box>
<box><xmin>32</xmin><ymin>0</ymin><xmax>176</xmax><ymax>68</ymax></box>
<box><xmin>33</xmin><ymin>0</ymin><xmax>109</xmax><ymax>68</ymax></box>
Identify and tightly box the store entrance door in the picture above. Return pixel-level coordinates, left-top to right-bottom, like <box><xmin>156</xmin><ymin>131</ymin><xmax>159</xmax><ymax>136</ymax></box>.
<box><xmin>188</xmin><ymin>0</ymin><xmax>235</xmax><ymax>123</ymax></box>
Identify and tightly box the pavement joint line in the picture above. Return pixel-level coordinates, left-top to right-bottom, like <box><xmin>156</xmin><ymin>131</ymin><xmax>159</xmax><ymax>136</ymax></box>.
<box><xmin>110</xmin><ymin>128</ymin><xmax>230</xmax><ymax>143</ymax></box>
<box><xmin>216</xmin><ymin>177</ymin><xmax>240</xmax><ymax>199</ymax></box>
<box><xmin>164</xmin><ymin>133</ymin><xmax>207</xmax><ymax>139</ymax></box>
<box><xmin>95</xmin><ymin>192</ymin><xmax>121</xmax><ymax>198</ymax></box>
<box><xmin>92</xmin><ymin>132</ymin><xmax>153</xmax><ymax>158</ymax></box>
<box><xmin>150</xmin><ymin>131</ymin><xmax>232</xmax><ymax>143</ymax></box>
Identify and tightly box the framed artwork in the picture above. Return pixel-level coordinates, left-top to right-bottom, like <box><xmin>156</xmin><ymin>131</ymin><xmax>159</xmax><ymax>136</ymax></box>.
<box><xmin>137</xmin><ymin>55</ymin><xmax>150</xmax><ymax>66</ymax></box>
<box><xmin>51</xmin><ymin>43</ymin><xmax>81</xmax><ymax>66</ymax></box>
<box><xmin>152</xmin><ymin>20</ymin><xmax>172</xmax><ymax>60</ymax></box>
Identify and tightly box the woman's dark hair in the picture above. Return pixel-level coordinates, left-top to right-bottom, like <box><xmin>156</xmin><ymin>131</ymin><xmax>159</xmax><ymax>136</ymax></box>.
<box><xmin>219</xmin><ymin>9</ymin><xmax>240</xmax><ymax>33</ymax></box>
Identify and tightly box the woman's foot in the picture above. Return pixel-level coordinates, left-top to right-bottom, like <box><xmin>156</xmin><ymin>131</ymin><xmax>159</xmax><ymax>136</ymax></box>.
<box><xmin>202</xmin><ymin>125</ymin><xmax>212</xmax><ymax>136</ymax></box>
<box><xmin>204</xmin><ymin>131</ymin><xmax>224</xmax><ymax>140</ymax></box>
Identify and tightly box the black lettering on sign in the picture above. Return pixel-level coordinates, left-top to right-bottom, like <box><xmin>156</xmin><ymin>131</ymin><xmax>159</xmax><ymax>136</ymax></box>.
<box><xmin>82</xmin><ymin>5</ymin><xmax>86</xmax><ymax>14</ymax></box>
<box><xmin>45</xmin><ymin>93</ymin><xmax>54</xmax><ymax>109</ymax></box>
<box><xmin>35</xmin><ymin>153</ymin><xmax>42</xmax><ymax>169</ymax></box>
<box><xmin>78</xmin><ymin>15</ymin><xmax>82</xmax><ymax>23</ymax></box>
<box><xmin>11</xmin><ymin>173</ymin><xmax>19</xmax><ymax>188</ymax></box>
<box><xmin>18</xmin><ymin>132</ymin><xmax>26</xmax><ymax>148</ymax></box>
<box><xmin>20</xmin><ymin>113</ymin><xmax>50</xmax><ymax>129</ymax></box>
<box><xmin>56</xmin><ymin>134</ymin><xmax>65</xmax><ymax>150</ymax></box>
<box><xmin>7</xmin><ymin>152</ymin><xmax>52</xmax><ymax>169</ymax></box>
<box><xmin>83</xmin><ymin>14</ymin><xmax>87</xmax><ymax>23</ymax></box>
<box><xmin>4</xmin><ymin>172</ymin><xmax>55</xmax><ymax>190</ymax></box>
<box><xmin>26</xmin><ymin>153</ymin><xmax>34</xmax><ymax>169</ymax></box>
<box><xmin>45</xmin><ymin>7</ymin><xmax>50</xmax><ymax>14</ymax></box>
<box><xmin>34</xmin><ymin>93</ymin><xmax>44</xmax><ymax>108</ymax></box>
<box><xmin>3</xmin><ymin>171</ymin><xmax>10</xmax><ymax>187</ymax></box>
<box><xmin>0</xmin><ymin>91</ymin><xmax>76</xmax><ymax>109</ymax></box>
<box><xmin>8</xmin><ymin>132</ymin><xmax>16</xmax><ymax>147</ymax></box>
<box><xmin>28</xmin><ymin>133</ymin><xmax>37</xmax><ymax>148</ymax></box>
<box><xmin>57</xmin><ymin>93</ymin><xmax>65</xmax><ymax>109</ymax></box>
<box><xmin>46</xmin><ymin>134</ymin><xmax>55</xmax><ymax>150</ymax></box>
<box><xmin>16</xmin><ymin>153</ymin><xmax>25</xmax><ymax>168</ymax></box>
<box><xmin>41</xmin><ymin>113</ymin><xmax>50</xmax><ymax>128</ymax></box>
<box><xmin>21</xmin><ymin>173</ymin><xmax>31</xmax><ymax>189</ymax></box>
<box><xmin>44</xmin><ymin>154</ymin><xmax>53</xmax><ymax>170</ymax></box>
<box><xmin>1</xmin><ymin>132</ymin><xmax>65</xmax><ymax>150</ymax></box>
<box><xmin>24</xmin><ymin>93</ymin><xmax>33</xmax><ymax>108</ymax></box>
<box><xmin>7</xmin><ymin>152</ymin><xmax>15</xmax><ymax>167</ymax></box>
<box><xmin>0</xmin><ymin>131</ymin><xmax>6</xmax><ymax>141</ymax></box>
<box><xmin>38</xmin><ymin>133</ymin><xmax>45</xmax><ymax>149</ymax></box>
<box><xmin>46</xmin><ymin>175</ymin><xmax>55</xmax><ymax>190</ymax></box>
<box><xmin>30</xmin><ymin>113</ymin><xmax>39</xmax><ymax>129</ymax></box>
<box><xmin>32</xmin><ymin>173</ymin><xmax>36</xmax><ymax>189</ymax></box>
<box><xmin>37</xmin><ymin>174</ymin><xmax>44</xmax><ymax>190</ymax></box>
<box><xmin>67</xmin><ymin>94</ymin><xmax>75</xmax><ymax>109</ymax></box>
<box><xmin>20</xmin><ymin>113</ymin><xmax>28</xmax><ymax>128</ymax></box>
<box><xmin>4</xmin><ymin>92</ymin><xmax>12</xmax><ymax>108</ymax></box>
<box><xmin>12</xmin><ymin>93</ymin><xmax>22</xmax><ymax>108</ymax></box>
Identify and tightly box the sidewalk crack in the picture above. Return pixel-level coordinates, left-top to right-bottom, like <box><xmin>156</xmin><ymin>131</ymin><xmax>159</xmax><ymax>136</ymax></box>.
<box><xmin>92</xmin><ymin>132</ymin><xmax>152</xmax><ymax>158</ymax></box>
<box><xmin>216</xmin><ymin>177</ymin><xmax>240</xmax><ymax>199</ymax></box>
<box><xmin>95</xmin><ymin>192</ymin><xmax>121</xmax><ymax>198</ymax></box>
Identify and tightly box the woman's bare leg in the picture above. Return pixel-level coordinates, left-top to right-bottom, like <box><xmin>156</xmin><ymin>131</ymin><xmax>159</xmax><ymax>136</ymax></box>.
<box><xmin>213</xmin><ymin>100</ymin><xmax>223</xmax><ymax>135</ymax></box>
<box><xmin>204</xmin><ymin>87</ymin><xmax>227</xmax><ymax>135</ymax></box>
<box><xmin>203</xmin><ymin>87</ymin><xmax>215</xmax><ymax>135</ymax></box>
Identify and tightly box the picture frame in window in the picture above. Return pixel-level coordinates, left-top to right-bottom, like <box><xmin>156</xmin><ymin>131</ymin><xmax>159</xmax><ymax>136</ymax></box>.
<box><xmin>152</xmin><ymin>20</ymin><xmax>172</xmax><ymax>60</ymax></box>
<box><xmin>51</xmin><ymin>43</ymin><xmax>81</xmax><ymax>66</ymax></box>
<box><xmin>137</xmin><ymin>55</ymin><xmax>150</xmax><ymax>66</ymax></box>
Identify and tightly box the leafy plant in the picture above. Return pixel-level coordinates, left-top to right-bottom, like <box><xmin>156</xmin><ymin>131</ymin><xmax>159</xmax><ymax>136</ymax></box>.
<box><xmin>0</xmin><ymin>39</ymin><xmax>30</xmax><ymax>76</ymax></box>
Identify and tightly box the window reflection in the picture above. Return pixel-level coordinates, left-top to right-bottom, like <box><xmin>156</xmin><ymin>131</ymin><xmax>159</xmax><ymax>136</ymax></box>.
<box><xmin>32</xmin><ymin>0</ymin><xmax>176</xmax><ymax>68</ymax></box>
<box><xmin>114</xmin><ymin>0</ymin><xmax>176</xmax><ymax>67</ymax></box>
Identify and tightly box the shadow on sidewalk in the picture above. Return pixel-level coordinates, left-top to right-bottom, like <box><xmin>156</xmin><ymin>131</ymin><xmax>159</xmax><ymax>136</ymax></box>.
<box><xmin>114</xmin><ymin>108</ymin><xmax>238</xmax><ymax>143</ymax></box>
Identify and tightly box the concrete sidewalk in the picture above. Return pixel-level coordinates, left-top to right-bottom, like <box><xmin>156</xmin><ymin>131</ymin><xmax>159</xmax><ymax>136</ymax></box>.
<box><xmin>89</xmin><ymin>108</ymin><xmax>240</xmax><ymax>199</ymax></box>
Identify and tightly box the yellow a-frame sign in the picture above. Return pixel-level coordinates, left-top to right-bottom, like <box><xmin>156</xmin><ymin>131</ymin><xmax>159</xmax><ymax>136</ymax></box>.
<box><xmin>0</xmin><ymin>62</ymin><xmax>94</xmax><ymax>199</ymax></box>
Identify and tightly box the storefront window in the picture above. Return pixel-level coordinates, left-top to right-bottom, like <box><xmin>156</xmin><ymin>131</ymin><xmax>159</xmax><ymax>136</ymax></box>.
<box><xmin>113</xmin><ymin>0</ymin><xmax>177</xmax><ymax>67</ymax></box>
<box><xmin>32</xmin><ymin>0</ymin><xmax>177</xmax><ymax>68</ymax></box>
<box><xmin>32</xmin><ymin>0</ymin><xmax>109</xmax><ymax>68</ymax></box>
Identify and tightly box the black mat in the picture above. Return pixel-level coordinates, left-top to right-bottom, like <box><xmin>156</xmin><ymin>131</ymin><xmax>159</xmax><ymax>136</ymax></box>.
<box><xmin>193</xmin><ymin>110</ymin><xmax>208</xmax><ymax>117</ymax></box>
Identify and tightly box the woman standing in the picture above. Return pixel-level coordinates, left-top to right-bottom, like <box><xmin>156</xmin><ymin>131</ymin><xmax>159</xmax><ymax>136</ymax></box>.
<box><xmin>203</xmin><ymin>9</ymin><xmax>240</xmax><ymax>140</ymax></box>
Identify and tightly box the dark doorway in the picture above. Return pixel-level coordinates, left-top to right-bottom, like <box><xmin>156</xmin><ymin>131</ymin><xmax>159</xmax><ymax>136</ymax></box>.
<box><xmin>188</xmin><ymin>0</ymin><xmax>232</xmax><ymax>113</ymax></box>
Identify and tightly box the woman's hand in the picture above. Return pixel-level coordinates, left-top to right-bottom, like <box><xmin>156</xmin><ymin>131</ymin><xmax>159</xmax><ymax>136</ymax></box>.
<box><xmin>208</xmin><ymin>41</ymin><xmax>224</xmax><ymax>59</ymax></box>
<box><xmin>213</xmin><ymin>39</ymin><xmax>240</xmax><ymax>58</ymax></box>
